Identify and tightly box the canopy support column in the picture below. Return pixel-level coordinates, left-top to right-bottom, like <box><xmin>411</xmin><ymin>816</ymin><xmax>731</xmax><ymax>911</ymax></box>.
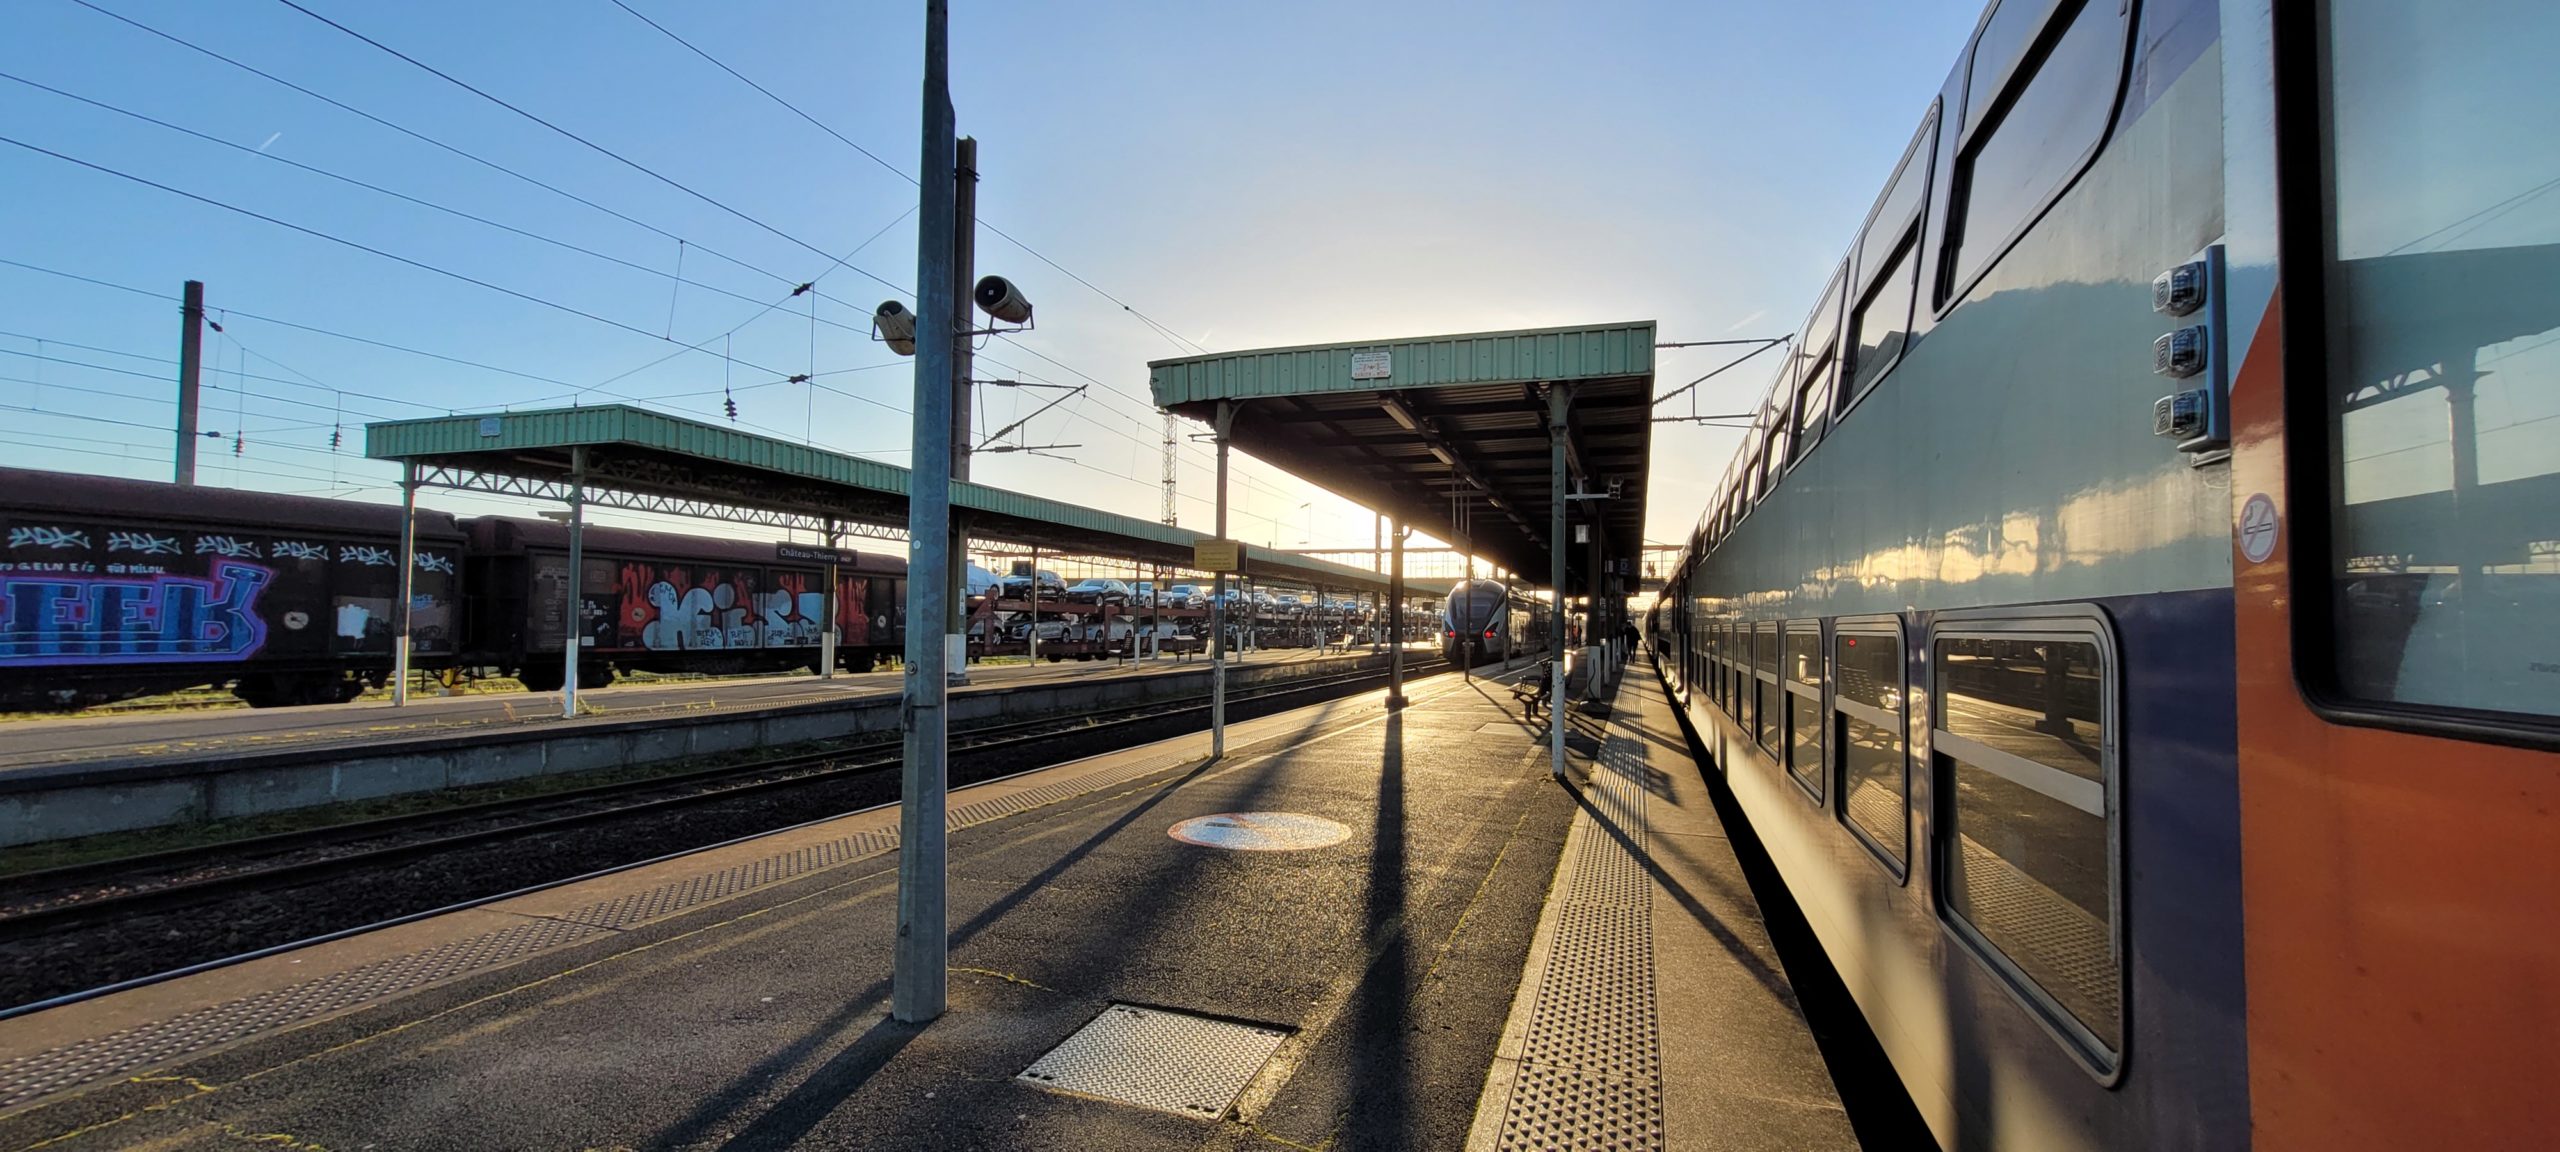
<box><xmin>1388</xmin><ymin>520</ymin><xmax>1406</xmax><ymax>709</ymax></box>
<box><xmin>1210</xmin><ymin>399</ymin><xmax>1237</xmax><ymax>758</ymax></box>
<box><xmin>393</xmin><ymin>462</ymin><xmax>418</xmax><ymax>707</ymax></box>
<box><xmin>1546</xmin><ymin>384</ymin><xmax>1568</xmax><ymax>779</ymax></box>
<box><xmin>561</xmin><ymin>446</ymin><xmax>587</xmax><ymax>722</ymax></box>
<box><xmin>820</xmin><ymin>518</ymin><xmax>840</xmax><ymax>680</ymax></box>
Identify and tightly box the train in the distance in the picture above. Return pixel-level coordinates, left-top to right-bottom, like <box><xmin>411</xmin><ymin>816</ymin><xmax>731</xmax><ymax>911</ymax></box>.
<box><xmin>0</xmin><ymin>466</ymin><xmax>907</xmax><ymax>709</ymax></box>
<box><xmin>1440</xmin><ymin>578</ymin><xmax>1537</xmax><ymax>665</ymax></box>
<box><xmin>1644</xmin><ymin>1</ymin><xmax>2555</xmax><ymax>1149</ymax></box>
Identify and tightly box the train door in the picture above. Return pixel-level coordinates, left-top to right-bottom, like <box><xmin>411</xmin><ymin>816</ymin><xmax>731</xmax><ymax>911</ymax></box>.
<box><xmin>2242</xmin><ymin>7</ymin><xmax>2560</xmax><ymax>1146</ymax></box>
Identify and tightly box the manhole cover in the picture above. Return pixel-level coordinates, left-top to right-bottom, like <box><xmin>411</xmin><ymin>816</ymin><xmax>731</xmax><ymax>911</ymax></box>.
<box><xmin>1018</xmin><ymin>1003</ymin><xmax>1290</xmax><ymax>1118</ymax></box>
<box><xmin>1169</xmin><ymin>812</ymin><xmax>1352</xmax><ymax>851</ymax></box>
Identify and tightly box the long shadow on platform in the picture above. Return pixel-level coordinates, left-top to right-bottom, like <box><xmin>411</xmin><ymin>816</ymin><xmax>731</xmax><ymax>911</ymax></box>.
<box><xmin>1340</xmin><ymin>709</ymin><xmax>1414</xmax><ymax>1148</ymax></box>
<box><xmin>1562</xmin><ymin>770</ymin><xmax>1795</xmax><ymax>1005</ymax></box>
<box><xmin>714</xmin><ymin>1015</ymin><xmax>923</xmax><ymax>1151</ymax></box>
<box><xmin>652</xmin><ymin>756</ymin><xmax>1231</xmax><ymax>1151</ymax></box>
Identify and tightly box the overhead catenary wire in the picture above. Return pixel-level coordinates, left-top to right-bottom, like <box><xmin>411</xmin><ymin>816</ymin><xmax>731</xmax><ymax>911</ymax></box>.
<box><xmin>0</xmin><ymin>329</ymin><xmax>440</xmax><ymax>415</ymax></box>
<box><xmin>60</xmin><ymin>0</ymin><xmax>819</xmax><ymax>297</ymax></box>
<box><xmin>248</xmin><ymin>0</ymin><xmax>1203</xmax><ymax>472</ymax></box>
<box><xmin>49</xmin><ymin>1</ymin><xmax>1256</xmax><ymax>518</ymax></box>
<box><xmin>0</xmin><ymin>71</ymin><xmax>872</xmax><ymax>331</ymax></box>
<box><xmin>0</xmin><ymin>259</ymin><xmax>915</xmax><ymax>448</ymax></box>
<box><xmin>0</xmin><ymin>133</ymin><xmax>825</xmax><ymax>390</ymax></box>
<box><xmin>268</xmin><ymin>0</ymin><xmax>909</xmax><ymax>300</ymax></box>
<box><xmin>600</xmin><ymin>0</ymin><xmax>1211</xmax><ymax>358</ymax></box>
<box><xmin>1650</xmin><ymin>336</ymin><xmax>1789</xmax><ymax>410</ymax></box>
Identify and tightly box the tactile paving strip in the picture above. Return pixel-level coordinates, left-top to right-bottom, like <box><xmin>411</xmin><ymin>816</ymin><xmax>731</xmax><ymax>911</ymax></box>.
<box><xmin>0</xmin><ymin>915</ymin><xmax>608</xmax><ymax>1112</ymax></box>
<box><xmin>1494</xmin><ymin>722</ymin><xmax>1666</xmax><ymax>1151</ymax></box>
<box><xmin>1017</xmin><ymin>1003</ymin><xmax>1288</xmax><ymax>1119</ymax></box>
<box><xmin>0</xmin><ymin>736</ymin><xmax>1224</xmax><ymax>1115</ymax></box>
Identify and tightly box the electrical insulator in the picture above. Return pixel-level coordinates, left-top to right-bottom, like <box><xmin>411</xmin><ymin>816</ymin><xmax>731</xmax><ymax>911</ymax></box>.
<box><xmin>724</xmin><ymin>395</ymin><xmax>738</xmax><ymax>421</ymax></box>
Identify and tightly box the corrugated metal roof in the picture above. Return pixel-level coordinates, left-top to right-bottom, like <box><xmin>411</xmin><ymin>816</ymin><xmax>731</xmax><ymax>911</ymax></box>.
<box><xmin>1143</xmin><ymin>322</ymin><xmax>1656</xmax><ymax>591</ymax></box>
<box><xmin>364</xmin><ymin>406</ymin><xmax>1388</xmax><ymax>591</ymax></box>
<box><xmin>1148</xmin><ymin>321</ymin><xmax>1655</xmax><ymax>408</ymax></box>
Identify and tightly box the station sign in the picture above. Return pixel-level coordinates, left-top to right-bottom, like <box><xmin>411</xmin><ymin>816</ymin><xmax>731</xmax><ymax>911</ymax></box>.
<box><xmin>1349</xmin><ymin>350</ymin><xmax>1393</xmax><ymax>380</ymax></box>
<box><xmin>776</xmin><ymin>543</ymin><xmax>852</xmax><ymax>565</ymax></box>
<box><xmin>1193</xmin><ymin>538</ymin><xmax>1245</xmax><ymax>573</ymax></box>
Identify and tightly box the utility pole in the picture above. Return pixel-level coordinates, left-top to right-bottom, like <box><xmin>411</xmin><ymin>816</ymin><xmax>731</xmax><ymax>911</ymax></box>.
<box><xmin>895</xmin><ymin>0</ymin><xmax>957</xmax><ymax>1027</ymax></box>
<box><xmin>947</xmin><ymin>136</ymin><xmax>977</xmax><ymax>687</ymax></box>
<box><xmin>175</xmin><ymin>280</ymin><xmax>205</xmax><ymax>485</ymax></box>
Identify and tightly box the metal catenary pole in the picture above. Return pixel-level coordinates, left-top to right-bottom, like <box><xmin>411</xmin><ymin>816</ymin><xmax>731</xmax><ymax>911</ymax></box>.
<box><xmin>894</xmin><ymin>0</ymin><xmax>958</xmax><ymax>1026</ymax></box>
<box><xmin>175</xmin><ymin>280</ymin><xmax>204</xmax><ymax>485</ymax></box>
<box><xmin>392</xmin><ymin>462</ymin><xmax>418</xmax><ymax>706</ymax></box>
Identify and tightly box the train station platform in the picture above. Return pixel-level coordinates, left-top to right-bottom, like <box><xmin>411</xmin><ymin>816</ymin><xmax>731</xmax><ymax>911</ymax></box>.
<box><xmin>0</xmin><ymin>657</ymin><xmax>1856</xmax><ymax>1151</ymax></box>
<box><xmin>0</xmin><ymin>644</ymin><xmax>1449</xmax><ymax>850</ymax></box>
<box><xmin>0</xmin><ymin>644</ymin><xmax>1426</xmax><ymax>774</ymax></box>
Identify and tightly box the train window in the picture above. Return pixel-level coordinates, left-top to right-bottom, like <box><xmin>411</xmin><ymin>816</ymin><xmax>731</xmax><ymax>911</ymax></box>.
<box><xmin>2303</xmin><ymin>1</ymin><xmax>2560</xmax><ymax>728</ymax></box>
<box><xmin>1783</xmin><ymin>621</ymin><xmax>1824</xmax><ymax>799</ymax></box>
<box><xmin>1753</xmin><ymin>620</ymin><xmax>1779</xmax><ymax>753</ymax></box>
<box><xmin>1713</xmin><ymin>619</ymin><xmax>1729</xmax><ymax>715</ymax></box>
<box><xmin>1940</xmin><ymin>0</ymin><xmax>2128</xmax><ymax>304</ymax></box>
<box><xmin>1933</xmin><ymin>617</ymin><xmax>2121</xmax><ymax>1069</ymax></box>
<box><xmin>1843</xmin><ymin>112</ymin><xmax>1936</xmax><ymax>416</ymax></box>
<box><xmin>1731</xmin><ymin>620</ymin><xmax>1749</xmax><ymax>721</ymax></box>
<box><xmin>1790</xmin><ymin>268</ymin><xmax>1846</xmax><ymax>464</ymax></box>
<box><xmin>1846</xmin><ymin>232</ymin><xmax>1920</xmax><ymax>410</ymax></box>
<box><xmin>1792</xmin><ymin>348</ymin><xmax>1837</xmax><ymax>466</ymax></box>
<box><xmin>1835</xmin><ymin>621</ymin><xmax>1909</xmax><ymax>875</ymax></box>
<box><xmin>1702</xmin><ymin>614</ymin><xmax>1718</xmax><ymax>711</ymax></box>
<box><xmin>1760</xmin><ymin>422</ymin><xmax>1792</xmax><ymax>495</ymax></box>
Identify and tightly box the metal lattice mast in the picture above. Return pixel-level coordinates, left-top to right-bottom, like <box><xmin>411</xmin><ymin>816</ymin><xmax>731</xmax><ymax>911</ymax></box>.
<box><xmin>1160</xmin><ymin>411</ymin><xmax>1179</xmax><ymax>525</ymax></box>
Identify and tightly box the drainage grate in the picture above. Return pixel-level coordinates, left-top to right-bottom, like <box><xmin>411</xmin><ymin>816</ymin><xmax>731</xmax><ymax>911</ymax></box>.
<box><xmin>1017</xmin><ymin>1004</ymin><xmax>1288</xmax><ymax>1119</ymax></box>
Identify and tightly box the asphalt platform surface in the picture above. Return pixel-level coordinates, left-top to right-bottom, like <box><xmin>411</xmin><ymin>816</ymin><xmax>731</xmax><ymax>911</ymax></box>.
<box><xmin>0</xmin><ymin>664</ymin><xmax>1574</xmax><ymax>1151</ymax></box>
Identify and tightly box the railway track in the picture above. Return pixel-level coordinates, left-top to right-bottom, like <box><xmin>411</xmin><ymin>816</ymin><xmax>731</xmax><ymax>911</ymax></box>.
<box><xmin>0</xmin><ymin>659</ymin><xmax>1451</xmax><ymax>1005</ymax></box>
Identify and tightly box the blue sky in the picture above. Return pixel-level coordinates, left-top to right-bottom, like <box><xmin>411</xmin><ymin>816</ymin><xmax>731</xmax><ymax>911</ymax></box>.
<box><xmin>1</xmin><ymin>0</ymin><xmax>1979</xmax><ymax>573</ymax></box>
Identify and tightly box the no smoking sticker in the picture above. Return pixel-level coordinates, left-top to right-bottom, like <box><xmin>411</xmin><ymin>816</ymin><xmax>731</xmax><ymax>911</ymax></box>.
<box><xmin>2239</xmin><ymin>493</ymin><xmax>2279</xmax><ymax>564</ymax></box>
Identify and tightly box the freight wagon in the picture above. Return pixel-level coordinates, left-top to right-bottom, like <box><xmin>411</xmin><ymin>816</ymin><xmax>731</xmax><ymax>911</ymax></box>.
<box><xmin>0</xmin><ymin>467</ymin><xmax>907</xmax><ymax>709</ymax></box>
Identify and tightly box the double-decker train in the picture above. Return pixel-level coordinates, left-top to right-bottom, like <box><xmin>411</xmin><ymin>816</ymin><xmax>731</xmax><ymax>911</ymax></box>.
<box><xmin>0</xmin><ymin>466</ymin><xmax>908</xmax><ymax>709</ymax></box>
<box><xmin>1646</xmin><ymin>1</ymin><xmax>2556</xmax><ymax>1149</ymax></box>
<box><xmin>1440</xmin><ymin>578</ymin><xmax>1538</xmax><ymax>665</ymax></box>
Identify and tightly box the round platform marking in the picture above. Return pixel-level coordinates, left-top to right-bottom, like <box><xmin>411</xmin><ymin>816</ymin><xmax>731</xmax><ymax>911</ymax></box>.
<box><xmin>1169</xmin><ymin>812</ymin><xmax>1352</xmax><ymax>852</ymax></box>
<box><xmin>2239</xmin><ymin>493</ymin><xmax>2280</xmax><ymax>564</ymax></box>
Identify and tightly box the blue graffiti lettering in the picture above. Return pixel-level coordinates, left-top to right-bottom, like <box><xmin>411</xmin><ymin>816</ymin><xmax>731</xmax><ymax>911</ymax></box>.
<box><xmin>0</xmin><ymin>561</ymin><xmax>273</xmax><ymax>665</ymax></box>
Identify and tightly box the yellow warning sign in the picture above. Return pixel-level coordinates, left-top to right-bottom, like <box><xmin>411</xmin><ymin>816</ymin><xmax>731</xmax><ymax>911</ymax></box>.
<box><xmin>1193</xmin><ymin>538</ymin><xmax>1244</xmax><ymax>572</ymax></box>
